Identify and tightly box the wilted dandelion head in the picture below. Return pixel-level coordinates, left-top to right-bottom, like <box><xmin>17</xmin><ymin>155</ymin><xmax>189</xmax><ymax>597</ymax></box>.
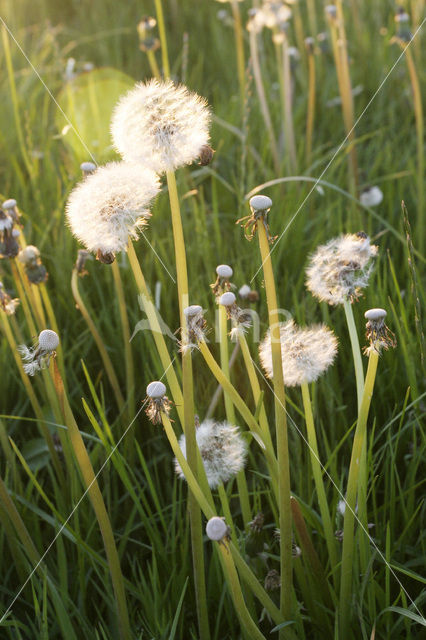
<box><xmin>259</xmin><ymin>320</ymin><xmax>338</xmax><ymax>386</ymax></box>
<box><xmin>18</xmin><ymin>329</ymin><xmax>59</xmax><ymax>376</ymax></box>
<box><xmin>111</xmin><ymin>79</ymin><xmax>211</xmax><ymax>173</ymax></box>
<box><xmin>145</xmin><ymin>380</ymin><xmax>172</xmax><ymax>424</ymax></box>
<box><xmin>211</xmin><ymin>264</ymin><xmax>233</xmax><ymax>297</ymax></box>
<box><xmin>66</xmin><ymin>162</ymin><xmax>160</xmax><ymax>262</ymax></box>
<box><xmin>305</xmin><ymin>232</ymin><xmax>378</xmax><ymax>305</ymax></box>
<box><xmin>180</xmin><ymin>305</ymin><xmax>208</xmax><ymax>353</ymax></box>
<box><xmin>0</xmin><ymin>282</ymin><xmax>19</xmax><ymax>316</ymax></box>
<box><xmin>363</xmin><ymin>308</ymin><xmax>396</xmax><ymax>356</ymax></box>
<box><xmin>175</xmin><ymin>419</ymin><xmax>247</xmax><ymax>488</ymax></box>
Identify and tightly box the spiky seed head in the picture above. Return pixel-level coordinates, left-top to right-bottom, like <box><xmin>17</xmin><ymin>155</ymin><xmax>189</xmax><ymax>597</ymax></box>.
<box><xmin>80</xmin><ymin>161</ymin><xmax>97</xmax><ymax>175</ymax></box>
<box><xmin>2</xmin><ymin>199</ymin><xmax>17</xmax><ymax>210</ymax></box>
<box><xmin>360</xmin><ymin>186</ymin><xmax>383</xmax><ymax>207</ymax></box>
<box><xmin>216</xmin><ymin>264</ymin><xmax>233</xmax><ymax>278</ymax></box>
<box><xmin>184</xmin><ymin>304</ymin><xmax>203</xmax><ymax>317</ymax></box>
<box><xmin>146</xmin><ymin>380</ymin><xmax>166</xmax><ymax>398</ymax></box>
<box><xmin>259</xmin><ymin>320</ymin><xmax>338</xmax><ymax>387</ymax></box>
<box><xmin>66</xmin><ymin>162</ymin><xmax>160</xmax><ymax>257</ymax></box>
<box><xmin>364</xmin><ymin>308</ymin><xmax>386</xmax><ymax>322</ymax></box>
<box><xmin>219</xmin><ymin>292</ymin><xmax>236</xmax><ymax>307</ymax></box>
<box><xmin>38</xmin><ymin>330</ymin><xmax>59</xmax><ymax>352</ymax></box>
<box><xmin>249</xmin><ymin>194</ymin><xmax>272</xmax><ymax>212</ymax></box>
<box><xmin>239</xmin><ymin>284</ymin><xmax>251</xmax><ymax>299</ymax></box>
<box><xmin>206</xmin><ymin>517</ymin><xmax>228</xmax><ymax>541</ymax></box>
<box><xmin>175</xmin><ymin>419</ymin><xmax>247</xmax><ymax>488</ymax></box>
<box><xmin>111</xmin><ymin>79</ymin><xmax>211</xmax><ymax>173</ymax></box>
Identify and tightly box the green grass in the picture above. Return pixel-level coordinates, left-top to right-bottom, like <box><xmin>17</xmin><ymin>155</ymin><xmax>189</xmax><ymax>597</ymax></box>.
<box><xmin>0</xmin><ymin>0</ymin><xmax>424</xmax><ymax>638</ymax></box>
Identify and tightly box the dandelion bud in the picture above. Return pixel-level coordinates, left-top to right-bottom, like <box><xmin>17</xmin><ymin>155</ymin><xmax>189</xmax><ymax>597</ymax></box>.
<box><xmin>18</xmin><ymin>329</ymin><xmax>59</xmax><ymax>376</ymax></box>
<box><xmin>219</xmin><ymin>291</ymin><xmax>236</xmax><ymax>307</ymax></box>
<box><xmin>181</xmin><ymin>305</ymin><xmax>207</xmax><ymax>352</ymax></box>
<box><xmin>145</xmin><ymin>380</ymin><xmax>171</xmax><ymax>424</ymax></box>
<box><xmin>206</xmin><ymin>517</ymin><xmax>230</xmax><ymax>543</ymax></box>
<box><xmin>0</xmin><ymin>282</ymin><xmax>19</xmax><ymax>316</ymax></box>
<box><xmin>359</xmin><ymin>186</ymin><xmax>383</xmax><ymax>207</ymax></box>
<box><xmin>18</xmin><ymin>246</ymin><xmax>48</xmax><ymax>285</ymax></box>
<box><xmin>175</xmin><ymin>419</ymin><xmax>247</xmax><ymax>488</ymax></box>
<box><xmin>363</xmin><ymin>308</ymin><xmax>396</xmax><ymax>355</ymax></box>
<box><xmin>80</xmin><ymin>161</ymin><xmax>97</xmax><ymax>176</ymax></box>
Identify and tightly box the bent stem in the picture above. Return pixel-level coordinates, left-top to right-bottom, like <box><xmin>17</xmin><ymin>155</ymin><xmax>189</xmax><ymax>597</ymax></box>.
<box><xmin>257</xmin><ymin>219</ymin><xmax>293</xmax><ymax>626</ymax></box>
<box><xmin>71</xmin><ymin>268</ymin><xmax>125</xmax><ymax>415</ymax></box>
<box><xmin>300</xmin><ymin>382</ymin><xmax>338</xmax><ymax>589</ymax></box>
<box><xmin>51</xmin><ymin>361</ymin><xmax>131</xmax><ymax>640</ymax></box>
<box><xmin>343</xmin><ymin>298</ymin><xmax>364</xmax><ymax>412</ymax></box>
<box><xmin>339</xmin><ymin>351</ymin><xmax>379</xmax><ymax>637</ymax></box>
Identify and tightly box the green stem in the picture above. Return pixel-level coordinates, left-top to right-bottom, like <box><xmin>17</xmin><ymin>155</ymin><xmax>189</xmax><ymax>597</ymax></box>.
<box><xmin>154</xmin><ymin>0</ymin><xmax>170</xmax><ymax>78</ymax></box>
<box><xmin>343</xmin><ymin>298</ymin><xmax>364</xmax><ymax>412</ymax></box>
<box><xmin>230</xmin><ymin>0</ymin><xmax>246</xmax><ymax>107</ymax></box>
<box><xmin>52</xmin><ymin>361</ymin><xmax>132</xmax><ymax>640</ymax></box>
<box><xmin>39</xmin><ymin>282</ymin><xmax>66</xmax><ymax>384</ymax></box>
<box><xmin>339</xmin><ymin>351</ymin><xmax>379</xmax><ymax>637</ymax></box>
<box><xmin>257</xmin><ymin>219</ymin><xmax>293</xmax><ymax>626</ymax></box>
<box><xmin>282</xmin><ymin>33</ymin><xmax>297</xmax><ymax>173</ymax></box>
<box><xmin>305</xmin><ymin>47</ymin><xmax>316</xmax><ymax>167</ymax></box>
<box><xmin>71</xmin><ymin>269</ymin><xmax>125</xmax><ymax>413</ymax></box>
<box><xmin>301</xmin><ymin>382</ymin><xmax>338</xmax><ymax>588</ymax></box>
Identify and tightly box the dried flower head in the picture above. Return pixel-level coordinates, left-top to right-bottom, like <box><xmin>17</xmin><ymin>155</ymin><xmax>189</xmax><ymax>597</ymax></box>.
<box><xmin>206</xmin><ymin>517</ymin><xmax>230</xmax><ymax>544</ymax></box>
<box><xmin>360</xmin><ymin>186</ymin><xmax>383</xmax><ymax>208</ymax></box>
<box><xmin>175</xmin><ymin>419</ymin><xmax>247</xmax><ymax>488</ymax></box>
<box><xmin>237</xmin><ymin>194</ymin><xmax>277</xmax><ymax>243</ymax></box>
<box><xmin>2</xmin><ymin>199</ymin><xmax>21</xmax><ymax>225</ymax></box>
<box><xmin>211</xmin><ymin>264</ymin><xmax>233</xmax><ymax>297</ymax></box>
<box><xmin>66</xmin><ymin>162</ymin><xmax>160</xmax><ymax>262</ymax></box>
<box><xmin>259</xmin><ymin>320</ymin><xmax>338</xmax><ymax>387</ymax></box>
<box><xmin>0</xmin><ymin>210</ymin><xmax>19</xmax><ymax>259</ymax></box>
<box><xmin>18</xmin><ymin>329</ymin><xmax>59</xmax><ymax>376</ymax></box>
<box><xmin>0</xmin><ymin>282</ymin><xmax>19</xmax><ymax>315</ymax></box>
<box><xmin>18</xmin><ymin>245</ymin><xmax>48</xmax><ymax>285</ymax></box>
<box><xmin>111</xmin><ymin>79</ymin><xmax>211</xmax><ymax>173</ymax></box>
<box><xmin>306</xmin><ymin>232</ymin><xmax>378</xmax><ymax>305</ymax></box>
<box><xmin>219</xmin><ymin>291</ymin><xmax>252</xmax><ymax>340</ymax></box>
<box><xmin>145</xmin><ymin>380</ymin><xmax>172</xmax><ymax>424</ymax></box>
<box><xmin>264</xmin><ymin>569</ymin><xmax>281</xmax><ymax>591</ymax></box>
<box><xmin>180</xmin><ymin>305</ymin><xmax>208</xmax><ymax>353</ymax></box>
<box><xmin>363</xmin><ymin>308</ymin><xmax>396</xmax><ymax>355</ymax></box>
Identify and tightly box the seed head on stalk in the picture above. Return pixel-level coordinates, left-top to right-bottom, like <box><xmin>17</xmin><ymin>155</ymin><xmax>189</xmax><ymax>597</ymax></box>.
<box><xmin>219</xmin><ymin>291</ymin><xmax>252</xmax><ymax>340</ymax></box>
<box><xmin>145</xmin><ymin>381</ymin><xmax>172</xmax><ymax>425</ymax></box>
<box><xmin>0</xmin><ymin>281</ymin><xmax>19</xmax><ymax>315</ymax></box>
<box><xmin>18</xmin><ymin>329</ymin><xmax>59</xmax><ymax>376</ymax></box>
<box><xmin>237</xmin><ymin>195</ymin><xmax>277</xmax><ymax>243</ymax></box>
<box><xmin>363</xmin><ymin>308</ymin><xmax>396</xmax><ymax>356</ymax></box>
<box><xmin>180</xmin><ymin>305</ymin><xmax>208</xmax><ymax>353</ymax></box>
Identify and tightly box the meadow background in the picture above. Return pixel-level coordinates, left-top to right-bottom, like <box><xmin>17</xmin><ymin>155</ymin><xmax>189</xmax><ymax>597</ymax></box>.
<box><xmin>0</xmin><ymin>0</ymin><xmax>424</xmax><ymax>638</ymax></box>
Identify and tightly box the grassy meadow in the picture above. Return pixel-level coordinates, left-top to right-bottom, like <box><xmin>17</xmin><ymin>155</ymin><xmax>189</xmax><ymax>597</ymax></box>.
<box><xmin>0</xmin><ymin>0</ymin><xmax>424</xmax><ymax>638</ymax></box>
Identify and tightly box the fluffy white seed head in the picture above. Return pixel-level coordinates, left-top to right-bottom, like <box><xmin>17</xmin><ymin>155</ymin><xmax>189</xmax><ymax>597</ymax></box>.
<box><xmin>111</xmin><ymin>79</ymin><xmax>211</xmax><ymax>173</ymax></box>
<box><xmin>219</xmin><ymin>292</ymin><xmax>236</xmax><ymax>307</ymax></box>
<box><xmin>216</xmin><ymin>264</ymin><xmax>233</xmax><ymax>278</ymax></box>
<box><xmin>238</xmin><ymin>284</ymin><xmax>251</xmax><ymax>299</ymax></box>
<box><xmin>206</xmin><ymin>517</ymin><xmax>228</xmax><ymax>541</ymax></box>
<box><xmin>259</xmin><ymin>320</ymin><xmax>338</xmax><ymax>387</ymax></box>
<box><xmin>249</xmin><ymin>194</ymin><xmax>272</xmax><ymax>212</ymax></box>
<box><xmin>38</xmin><ymin>330</ymin><xmax>59</xmax><ymax>352</ymax></box>
<box><xmin>80</xmin><ymin>161</ymin><xmax>97</xmax><ymax>175</ymax></box>
<box><xmin>66</xmin><ymin>162</ymin><xmax>160</xmax><ymax>256</ymax></box>
<box><xmin>2</xmin><ymin>199</ymin><xmax>17</xmax><ymax>210</ymax></box>
<box><xmin>175</xmin><ymin>419</ymin><xmax>247</xmax><ymax>488</ymax></box>
<box><xmin>146</xmin><ymin>381</ymin><xmax>166</xmax><ymax>398</ymax></box>
<box><xmin>306</xmin><ymin>232</ymin><xmax>378</xmax><ymax>305</ymax></box>
<box><xmin>184</xmin><ymin>304</ymin><xmax>203</xmax><ymax>317</ymax></box>
<box><xmin>365</xmin><ymin>308</ymin><xmax>386</xmax><ymax>321</ymax></box>
<box><xmin>18</xmin><ymin>245</ymin><xmax>40</xmax><ymax>264</ymax></box>
<box><xmin>360</xmin><ymin>186</ymin><xmax>383</xmax><ymax>208</ymax></box>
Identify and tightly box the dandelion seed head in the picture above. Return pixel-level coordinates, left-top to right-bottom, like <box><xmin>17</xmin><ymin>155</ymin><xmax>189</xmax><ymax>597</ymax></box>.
<box><xmin>360</xmin><ymin>186</ymin><xmax>383</xmax><ymax>208</ymax></box>
<box><xmin>18</xmin><ymin>245</ymin><xmax>40</xmax><ymax>265</ymax></box>
<box><xmin>80</xmin><ymin>161</ymin><xmax>97</xmax><ymax>175</ymax></box>
<box><xmin>305</xmin><ymin>232</ymin><xmax>378</xmax><ymax>305</ymax></box>
<box><xmin>239</xmin><ymin>284</ymin><xmax>251</xmax><ymax>299</ymax></box>
<box><xmin>18</xmin><ymin>330</ymin><xmax>59</xmax><ymax>376</ymax></box>
<box><xmin>184</xmin><ymin>304</ymin><xmax>203</xmax><ymax>318</ymax></box>
<box><xmin>219</xmin><ymin>292</ymin><xmax>236</xmax><ymax>307</ymax></box>
<box><xmin>146</xmin><ymin>380</ymin><xmax>166</xmax><ymax>398</ymax></box>
<box><xmin>175</xmin><ymin>419</ymin><xmax>247</xmax><ymax>488</ymax></box>
<box><xmin>0</xmin><ymin>209</ymin><xmax>13</xmax><ymax>232</ymax></box>
<box><xmin>216</xmin><ymin>264</ymin><xmax>233</xmax><ymax>279</ymax></box>
<box><xmin>2</xmin><ymin>199</ymin><xmax>17</xmax><ymax>210</ymax></box>
<box><xmin>111</xmin><ymin>79</ymin><xmax>211</xmax><ymax>173</ymax></box>
<box><xmin>364</xmin><ymin>307</ymin><xmax>396</xmax><ymax>355</ymax></box>
<box><xmin>145</xmin><ymin>380</ymin><xmax>171</xmax><ymax>424</ymax></box>
<box><xmin>38</xmin><ymin>329</ymin><xmax>59</xmax><ymax>352</ymax></box>
<box><xmin>206</xmin><ymin>517</ymin><xmax>229</xmax><ymax>542</ymax></box>
<box><xmin>259</xmin><ymin>320</ymin><xmax>338</xmax><ymax>386</ymax></box>
<box><xmin>66</xmin><ymin>162</ymin><xmax>160</xmax><ymax>257</ymax></box>
<box><xmin>249</xmin><ymin>194</ymin><xmax>272</xmax><ymax>212</ymax></box>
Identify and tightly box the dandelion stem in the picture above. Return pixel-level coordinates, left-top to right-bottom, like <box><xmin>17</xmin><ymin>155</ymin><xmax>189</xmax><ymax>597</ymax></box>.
<box><xmin>281</xmin><ymin>32</ymin><xmax>297</xmax><ymax>173</ymax></box>
<box><xmin>230</xmin><ymin>0</ymin><xmax>246</xmax><ymax>107</ymax></box>
<box><xmin>339</xmin><ymin>351</ymin><xmax>379</xmax><ymax>636</ymax></box>
<box><xmin>343</xmin><ymin>298</ymin><xmax>364</xmax><ymax>411</ymax></box>
<box><xmin>39</xmin><ymin>282</ymin><xmax>66</xmax><ymax>384</ymax></box>
<box><xmin>257</xmin><ymin>220</ymin><xmax>293</xmax><ymax>626</ymax></box>
<box><xmin>147</xmin><ymin>49</ymin><xmax>161</xmax><ymax>80</ymax></box>
<box><xmin>154</xmin><ymin>0</ymin><xmax>170</xmax><ymax>78</ymax></box>
<box><xmin>301</xmin><ymin>382</ymin><xmax>338</xmax><ymax>588</ymax></box>
<box><xmin>51</xmin><ymin>361</ymin><xmax>132</xmax><ymax>640</ymax></box>
<box><xmin>71</xmin><ymin>268</ymin><xmax>125</xmax><ymax>414</ymax></box>
<box><xmin>305</xmin><ymin>44</ymin><xmax>316</xmax><ymax>167</ymax></box>
<box><xmin>127</xmin><ymin>241</ymin><xmax>184</xmax><ymax>423</ymax></box>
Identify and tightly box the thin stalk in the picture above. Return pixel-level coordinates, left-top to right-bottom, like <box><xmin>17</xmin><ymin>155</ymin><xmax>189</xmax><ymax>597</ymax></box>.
<box><xmin>71</xmin><ymin>268</ymin><xmax>125</xmax><ymax>413</ymax></box>
<box><xmin>217</xmin><ymin>482</ymin><xmax>238</xmax><ymax>544</ymax></box>
<box><xmin>39</xmin><ymin>282</ymin><xmax>66</xmax><ymax>383</ymax></box>
<box><xmin>230</xmin><ymin>0</ymin><xmax>246</xmax><ymax>107</ymax></box>
<box><xmin>0</xmin><ymin>419</ymin><xmax>21</xmax><ymax>494</ymax></box>
<box><xmin>205</xmin><ymin>342</ymin><xmax>240</xmax><ymax>419</ymax></box>
<box><xmin>343</xmin><ymin>298</ymin><xmax>364</xmax><ymax>411</ymax></box>
<box><xmin>52</xmin><ymin>361</ymin><xmax>132</xmax><ymax>640</ymax></box>
<box><xmin>219</xmin><ymin>306</ymin><xmax>251</xmax><ymax>525</ymax></box>
<box><xmin>249</xmin><ymin>29</ymin><xmax>280</xmax><ymax>173</ymax></box>
<box><xmin>306</xmin><ymin>0</ymin><xmax>318</xmax><ymax>37</ymax></box>
<box><xmin>404</xmin><ymin>47</ymin><xmax>423</xmax><ymax>254</ymax></box>
<box><xmin>154</xmin><ymin>0</ymin><xmax>170</xmax><ymax>78</ymax></box>
<box><xmin>339</xmin><ymin>351</ymin><xmax>379</xmax><ymax>637</ymax></box>
<box><xmin>282</xmin><ymin>33</ymin><xmax>297</xmax><ymax>173</ymax></box>
<box><xmin>146</xmin><ymin>49</ymin><xmax>161</xmax><ymax>79</ymax></box>
<box><xmin>166</xmin><ymin>169</ymin><xmax>210</xmax><ymax>640</ymax></box>
<box><xmin>305</xmin><ymin>45</ymin><xmax>316</xmax><ymax>167</ymax></box>
<box><xmin>10</xmin><ymin>261</ymin><xmax>38</xmax><ymax>338</ymax></box>
<box><xmin>257</xmin><ymin>219</ymin><xmax>293</xmax><ymax>625</ymax></box>
<box><xmin>127</xmin><ymin>241</ymin><xmax>184</xmax><ymax>423</ymax></box>
<box><xmin>301</xmin><ymin>382</ymin><xmax>338</xmax><ymax>588</ymax></box>
<box><xmin>111</xmin><ymin>261</ymin><xmax>135</xmax><ymax>420</ymax></box>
